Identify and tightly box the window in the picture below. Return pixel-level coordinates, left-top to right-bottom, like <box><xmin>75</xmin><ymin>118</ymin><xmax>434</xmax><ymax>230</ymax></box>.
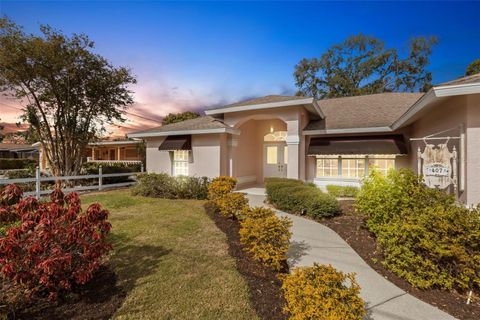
<box><xmin>284</xmin><ymin>146</ymin><xmax>288</xmax><ymax>164</ymax></box>
<box><xmin>368</xmin><ymin>156</ymin><xmax>395</xmax><ymax>176</ymax></box>
<box><xmin>266</xmin><ymin>146</ymin><xmax>278</xmax><ymax>164</ymax></box>
<box><xmin>316</xmin><ymin>158</ymin><xmax>339</xmax><ymax>177</ymax></box>
<box><xmin>316</xmin><ymin>155</ymin><xmax>396</xmax><ymax>178</ymax></box>
<box><xmin>173</xmin><ymin>150</ymin><xmax>189</xmax><ymax>176</ymax></box>
<box><xmin>342</xmin><ymin>159</ymin><xmax>366</xmax><ymax>178</ymax></box>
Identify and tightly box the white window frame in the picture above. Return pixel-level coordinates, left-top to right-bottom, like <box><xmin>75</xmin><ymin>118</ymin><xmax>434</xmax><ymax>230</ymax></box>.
<box><xmin>172</xmin><ymin>150</ymin><xmax>189</xmax><ymax>176</ymax></box>
<box><xmin>315</xmin><ymin>155</ymin><xmax>396</xmax><ymax>179</ymax></box>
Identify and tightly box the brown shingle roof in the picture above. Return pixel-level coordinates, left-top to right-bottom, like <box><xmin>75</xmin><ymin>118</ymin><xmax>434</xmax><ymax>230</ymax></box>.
<box><xmin>305</xmin><ymin>93</ymin><xmax>423</xmax><ymax>131</ymax></box>
<box><xmin>130</xmin><ymin>116</ymin><xmax>232</xmax><ymax>135</ymax></box>
<box><xmin>211</xmin><ymin>95</ymin><xmax>310</xmax><ymax>110</ymax></box>
<box><xmin>437</xmin><ymin>73</ymin><xmax>480</xmax><ymax>86</ymax></box>
<box><xmin>0</xmin><ymin>143</ymin><xmax>38</xmax><ymax>151</ymax></box>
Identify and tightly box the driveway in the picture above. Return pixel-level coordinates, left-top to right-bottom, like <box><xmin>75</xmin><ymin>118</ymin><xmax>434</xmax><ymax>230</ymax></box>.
<box><xmin>241</xmin><ymin>188</ymin><xmax>456</xmax><ymax>320</ymax></box>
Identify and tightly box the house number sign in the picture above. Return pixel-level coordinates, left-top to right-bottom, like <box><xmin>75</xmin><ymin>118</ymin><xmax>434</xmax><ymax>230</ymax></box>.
<box><xmin>417</xmin><ymin>141</ymin><xmax>457</xmax><ymax>190</ymax></box>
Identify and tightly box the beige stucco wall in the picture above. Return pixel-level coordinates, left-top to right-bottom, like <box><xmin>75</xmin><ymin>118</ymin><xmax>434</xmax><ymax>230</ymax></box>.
<box><xmin>146</xmin><ymin>137</ymin><xmax>171</xmax><ymax>174</ymax></box>
<box><xmin>465</xmin><ymin>94</ymin><xmax>480</xmax><ymax>205</ymax></box>
<box><xmin>407</xmin><ymin>95</ymin><xmax>469</xmax><ymax>203</ymax></box>
<box><xmin>145</xmin><ymin>134</ymin><xmax>224</xmax><ymax>178</ymax></box>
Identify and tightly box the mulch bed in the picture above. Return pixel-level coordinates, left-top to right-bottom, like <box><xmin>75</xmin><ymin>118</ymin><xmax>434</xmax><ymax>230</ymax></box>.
<box><xmin>3</xmin><ymin>266</ymin><xmax>126</xmax><ymax>320</ymax></box>
<box><xmin>205</xmin><ymin>202</ymin><xmax>288</xmax><ymax>320</ymax></box>
<box><xmin>321</xmin><ymin>200</ymin><xmax>480</xmax><ymax>320</ymax></box>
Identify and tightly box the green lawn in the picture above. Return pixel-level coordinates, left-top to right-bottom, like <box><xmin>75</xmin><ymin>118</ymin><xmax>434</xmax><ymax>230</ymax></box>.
<box><xmin>81</xmin><ymin>189</ymin><xmax>258</xmax><ymax>320</ymax></box>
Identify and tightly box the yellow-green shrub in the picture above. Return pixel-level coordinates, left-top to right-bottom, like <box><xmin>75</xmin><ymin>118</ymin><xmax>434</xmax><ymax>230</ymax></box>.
<box><xmin>377</xmin><ymin>204</ymin><xmax>480</xmax><ymax>291</ymax></box>
<box><xmin>239</xmin><ymin>207</ymin><xmax>292</xmax><ymax>271</ymax></box>
<box><xmin>355</xmin><ymin>169</ymin><xmax>454</xmax><ymax>234</ymax></box>
<box><xmin>281</xmin><ymin>264</ymin><xmax>366</xmax><ymax>320</ymax></box>
<box><xmin>207</xmin><ymin>176</ymin><xmax>237</xmax><ymax>201</ymax></box>
<box><xmin>216</xmin><ymin>192</ymin><xmax>248</xmax><ymax>219</ymax></box>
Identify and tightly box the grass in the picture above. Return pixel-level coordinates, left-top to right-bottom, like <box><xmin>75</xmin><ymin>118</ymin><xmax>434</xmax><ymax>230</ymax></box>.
<box><xmin>81</xmin><ymin>189</ymin><xmax>259</xmax><ymax>320</ymax></box>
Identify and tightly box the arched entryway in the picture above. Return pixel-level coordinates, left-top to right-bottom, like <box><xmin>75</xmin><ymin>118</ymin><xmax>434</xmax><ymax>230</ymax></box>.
<box><xmin>231</xmin><ymin>117</ymin><xmax>288</xmax><ymax>185</ymax></box>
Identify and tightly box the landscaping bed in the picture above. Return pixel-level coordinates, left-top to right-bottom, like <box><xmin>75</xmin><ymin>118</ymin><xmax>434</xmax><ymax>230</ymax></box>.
<box><xmin>204</xmin><ymin>201</ymin><xmax>287</xmax><ymax>320</ymax></box>
<box><xmin>321</xmin><ymin>200</ymin><xmax>480</xmax><ymax>320</ymax></box>
<box><xmin>1</xmin><ymin>189</ymin><xmax>259</xmax><ymax>319</ymax></box>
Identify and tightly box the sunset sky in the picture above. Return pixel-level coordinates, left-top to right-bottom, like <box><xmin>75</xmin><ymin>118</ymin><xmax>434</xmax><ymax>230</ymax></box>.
<box><xmin>1</xmin><ymin>1</ymin><xmax>479</xmax><ymax>137</ymax></box>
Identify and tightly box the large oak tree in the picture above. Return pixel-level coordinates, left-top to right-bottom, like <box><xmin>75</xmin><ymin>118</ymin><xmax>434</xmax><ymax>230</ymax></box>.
<box><xmin>294</xmin><ymin>34</ymin><xmax>437</xmax><ymax>99</ymax></box>
<box><xmin>0</xmin><ymin>17</ymin><xmax>136</xmax><ymax>175</ymax></box>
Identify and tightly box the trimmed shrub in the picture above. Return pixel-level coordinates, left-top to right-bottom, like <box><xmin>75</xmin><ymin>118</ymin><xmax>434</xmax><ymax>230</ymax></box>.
<box><xmin>265</xmin><ymin>178</ymin><xmax>340</xmax><ymax>218</ymax></box>
<box><xmin>281</xmin><ymin>263</ymin><xmax>366</xmax><ymax>320</ymax></box>
<box><xmin>216</xmin><ymin>192</ymin><xmax>248</xmax><ymax>219</ymax></box>
<box><xmin>239</xmin><ymin>207</ymin><xmax>292</xmax><ymax>271</ymax></box>
<box><xmin>207</xmin><ymin>176</ymin><xmax>237</xmax><ymax>201</ymax></box>
<box><xmin>377</xmin><ymin>204</ymin><xmax>480</xmax><ymax>291</ymax></box>
<box><xmin>0</xmin><ymin>188</ymin><xmax>112</xmax><ymax>301</ymax></box>
<box><xmin>174</xmin><ymin>176</ymin><xmax>210</xmax><ymax>200</ymax></box>
<box><xmin>355</xmin><ymin>169</ymin><xmax>454</xmax><ymax>234</ymax></box>
<box><xmin>131</xmin><ymin>173</ymin><xmax>209</xmax><ymax>200</ymax></box>
<box><xmin>0</xmin><ymin>158</ymin><xmax>37</xmax><ymax>170</ymax></box>
<box><xmin>326</xmin><ymin>185</ymin><xmax>359</xmax><ymax>198</ymax></box>
<box><xmin>132</xmin><ymin>173</ymin><xmax>177</xmax><ymax>198</ymax></box>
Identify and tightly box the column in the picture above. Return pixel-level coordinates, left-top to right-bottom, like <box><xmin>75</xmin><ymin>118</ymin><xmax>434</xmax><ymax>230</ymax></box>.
<box><xmin>117</xmin><ymin>147</ymin><xmax>121</xmax><ymax>160</ymax></box>
<box><xmin>228</xmin><ymin>136</ymin><xmax>239</xmax><ymax>177</ymax></box>
<box><xmin>286</xmin><ymin>120</ymin><xmax>300</xmax><ymax>179</ymax></box>
<box><xmin>91</xmin><ymin>147</ymin><xmax>95</xmax><ymax>160</ymax></box>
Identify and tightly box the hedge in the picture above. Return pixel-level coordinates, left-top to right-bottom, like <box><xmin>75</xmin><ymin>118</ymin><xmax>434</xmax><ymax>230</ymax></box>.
<box><xmin>0</xmin><ymin>158</ymin><xmax>38</xmax><ymax>170</ymax></box>
<box><xmin>131</xmin><ymin>173</ymin><xmax>209</xmax><ymax>200</ymax></box>
<box><xmin>265</xmin><ymin>178</ymin><xmax>340</xmax><ymax>218</ymax></box>
<box><xmin>82</xmin><ymin>162</ymin><xmax>140</xmax><ymax>184</ymax></box>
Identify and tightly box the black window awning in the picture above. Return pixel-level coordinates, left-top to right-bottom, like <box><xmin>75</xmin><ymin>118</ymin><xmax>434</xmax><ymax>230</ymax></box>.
<box><xmin>308</xmin><ymin>135</ymin><xmax>407</xmax><ymax>155</ymax></box>
<box><xmin>158</xmin><ymin>135</ymin><xmax>192</xmax><ymax>151</ymax></box>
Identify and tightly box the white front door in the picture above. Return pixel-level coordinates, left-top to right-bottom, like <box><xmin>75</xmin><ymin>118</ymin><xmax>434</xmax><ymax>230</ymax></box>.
<box><xmin>263</xmin><ymin>143</ymin><xmax>288</xmax><ymax>178</ymax></box>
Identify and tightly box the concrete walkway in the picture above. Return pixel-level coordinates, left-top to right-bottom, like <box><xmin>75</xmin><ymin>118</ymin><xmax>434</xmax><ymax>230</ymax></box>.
<box><xmin>241</xmin><ymin>188</ymin><xmax>455</xmax><ymax>320</ymax></box>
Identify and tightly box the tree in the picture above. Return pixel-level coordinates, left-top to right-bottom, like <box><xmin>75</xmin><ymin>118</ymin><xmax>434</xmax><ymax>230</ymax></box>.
<box><xmin>466</xmin><ymin>59</ymin><xmax>480</xmax><ymax>76</ymax></box>
<box><xmin>294</xmin><ymin>34</ymin><xmax>438</xmax><ymax>99</ymax></box>
<box><xmin>162</xmin><ymin>111</ymin><xmax>200</xmax><ymax>125</ymax></box>
<box><xmin>0</xmin><ymin>17</ymin><xmax>136</xmax><ymax>175</ymax></box>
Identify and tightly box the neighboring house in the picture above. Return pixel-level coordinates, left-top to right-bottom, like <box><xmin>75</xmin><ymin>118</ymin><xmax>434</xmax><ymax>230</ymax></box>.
<box><xmin>37</xmin><ymin>140</ymin><xmax>143</xmax><ymax>170</ymax></box>
<box><xmin>0</xmin><ymin>143</ymin><xmax>39</xmax><ymax>159</ymax></box>
<box><xmin>128</xmin><ymin>73</ymin><xmax>480</xmax><ymax>206</ymax></box>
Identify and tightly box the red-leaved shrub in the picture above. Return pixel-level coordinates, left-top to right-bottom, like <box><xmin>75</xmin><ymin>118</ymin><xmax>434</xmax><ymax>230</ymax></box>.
<box><xmin>0</xmin><ymin>184</ymin><xmax>23</xmax><ymax>223</ymax></box>
<box><xmin>0</xmin><ymin>186</ymin><xmax>112</xmax><ymax>301</ymax></box>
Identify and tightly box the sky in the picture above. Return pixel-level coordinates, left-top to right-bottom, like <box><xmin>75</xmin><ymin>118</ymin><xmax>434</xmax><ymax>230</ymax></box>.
<box><xmin>0</xmin><ymin>0</ymin><xmax>479</xmax><ymax>137</ymax></box>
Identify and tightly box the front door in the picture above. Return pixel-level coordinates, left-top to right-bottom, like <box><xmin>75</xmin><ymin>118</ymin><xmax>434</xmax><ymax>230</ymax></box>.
<box><xmin>263</xmin><ymin>143</ymin><xmax>288</xmax><ymax>178</ymax></box>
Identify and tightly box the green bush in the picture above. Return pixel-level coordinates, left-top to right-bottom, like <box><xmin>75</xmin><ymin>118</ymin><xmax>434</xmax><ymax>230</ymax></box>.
<box><xmin>83</xmin><ymin>162</ymin><xmax>140</xmax><ymax>184</ymax></box>
<box><xmin>2</xmin><ymin>169</ymin><xmax>36</xmax><ymax>191</ymax></box>
<box><xmin>265</xmin><ymin>178</ymin><xmax>340</xmax><ymax>218</ymax></box>
<box><xmin>131</xmin><ymin>173</ymin><xmax>209</xmax><ymax>200</ymax></box>
<box><xmin>356</xmin><ymin>168</ymin><xmax>480</xmax><ymax>292</ymax></box>
<box><xmin>281</xmin><ymin>263</ymin><xmax>366</xmax><ymax>320</ymax></box>
<box><xmin>377</xmin><ymin>204</ymin><xmax>480</xmax><ymax>291</ymax></box>
<box><xmin>0</xmin><ymin>158</ymin><xmax>38</xmax><ymax>170</ymax></box>
<box><xmin>326</xmin><ymin>185</ymin><xmax>359</xmax><ymax>198</ymax></box>
<box><xmin>355</xmin><ymin>169</ymin><xmax>454</xmax><ymax>234</ymax></box>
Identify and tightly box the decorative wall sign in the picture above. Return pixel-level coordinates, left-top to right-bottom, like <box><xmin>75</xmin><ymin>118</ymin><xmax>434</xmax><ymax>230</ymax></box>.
<box><xmin>417</xmin><ymin>139</ymin><xmax>457</xmax><ymax>191</ymax></box>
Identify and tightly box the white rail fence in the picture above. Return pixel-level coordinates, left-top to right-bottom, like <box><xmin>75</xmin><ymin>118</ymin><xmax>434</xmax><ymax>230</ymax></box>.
<box><xmin>0</xmin><ymin>165</ymin><xmax>143</xmax><ymax>198</ymax></box>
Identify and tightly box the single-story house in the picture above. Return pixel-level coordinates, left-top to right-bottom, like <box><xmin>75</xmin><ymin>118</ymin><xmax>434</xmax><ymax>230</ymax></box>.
<box><xmin>0</xmin><ymin>143</ymin><xmax>39</xmax><ymax>159</ymax></box>
<box><xmin>128</xmin><ymin>73</ymin><xmax>480</xmax><ymax>206</ymax></box>
<box><xmin>37</xmin><ymin>140</ymin><xmax>143</xmax><ymax>171</ymax></box>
